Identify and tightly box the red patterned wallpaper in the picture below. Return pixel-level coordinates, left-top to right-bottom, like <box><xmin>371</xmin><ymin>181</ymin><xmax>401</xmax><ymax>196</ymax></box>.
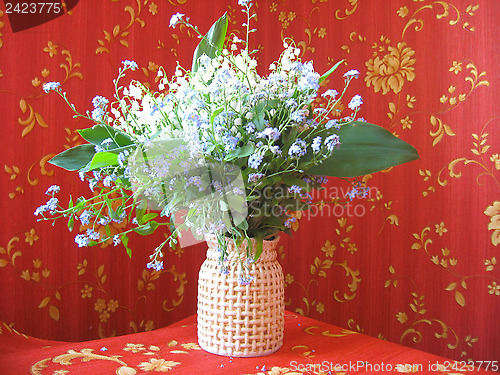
<box><xmin>0</xmin><ymin>0</ymin><xmax>498</xmax><ymax>365</ymax></box>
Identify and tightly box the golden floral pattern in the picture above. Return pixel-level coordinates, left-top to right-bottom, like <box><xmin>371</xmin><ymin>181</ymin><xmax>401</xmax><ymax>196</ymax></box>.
<box><xmin>365</xmin><ymin>41</ymin><xmax>416</xmax><ymax>95</ymax></box>
<box><xmin>484</xmin><ymin>202</ymin><xmax>500</xmax><ymax>246</ymax></box>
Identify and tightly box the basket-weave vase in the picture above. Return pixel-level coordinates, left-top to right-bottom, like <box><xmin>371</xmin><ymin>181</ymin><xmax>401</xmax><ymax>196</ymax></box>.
<box><xmin>197</xmin><ymin>234</ymin><xmax>284</xmax><ymax>357</ymax></box>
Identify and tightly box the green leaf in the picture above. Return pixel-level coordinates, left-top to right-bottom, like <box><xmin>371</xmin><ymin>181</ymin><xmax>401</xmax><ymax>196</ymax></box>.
<box><xmin>253</xmin><ymin>232</ymin><xmax>264</xmax><ymax>261</ymax></box>
<box><xmin>282</xmin><ymin>175</ymin><xmax>309</xmax><ymax>189</ymax></box>
<box><xmin>80</xmin><ymin>145</ymin><xmax>134</xmax><ymax>172</ymax></box>
<box><xmin>237</xmin><ymin>219</ymin><xmax>249</xmax><ymax>230</ymax></box>
<box><xmin>89</xmin><ymin>151</ymin><xmax>119</xmax><ymax>169</ymax></box>
<box><xmin>48</xmin><ymin>144</ymin><xmax>96</xmax><ymax>171</ymax></box>
<box><xmin>225</xmin><ymin>144</ymin><xmax>254</xmax><ymax>161</ymax></box>
<box><xmin>319</xmin><ymin>59</ymin><xmax>344</xmax><ymax>84</ymax></box>
<box><xmin>308</xmin><ymin>121</ymin><xmax>419</xmax><ymax>177</ymax></box>
<box><xmin>142</xmin><ymin>213</ymin><xmax>159</xmax><ymax>222</ymax></box>
<box><xmin>67</xmin><ymin>216</ymin><xmax>74</xmax><ymax>232</ymax></box>
<box><xmin>192</xmin><ymin>13</ymin><xmax>228</xmax><ymax>72</ymax></box>
<box><xmin>74</xmin><ymin>197</ymin><xmax>86</xmax><ymax>211</ymax></box>
<box><xmin>210</xmin><ymin>107</ymin><xmax>224</xmax><ymax>125</ymax></box>
<box><xmin>121</xmin><ymin>233</ymin><xmax>132</xmax><ymax>258</ymax></box>
<box><xmin>133</xmin><ymin>221</ymin><xmax>159</xmax><ymax>236</ymax></box>
<box><xmin>78</xmin><ymin>125</ymin><xmax>133</xmax><ymax>148</ymax></box>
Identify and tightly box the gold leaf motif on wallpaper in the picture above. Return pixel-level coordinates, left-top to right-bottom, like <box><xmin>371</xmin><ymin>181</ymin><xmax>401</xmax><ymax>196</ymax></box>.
<box><xmin>347</xmin><ymin>318</ymin><xmax>364</xmax><ymax>333</ymax></box>
<box><xmin>310</xmin><ymin>257</ymin><xmax>333</xmax><ymax>277</ymax></box>
<box><xmin>429</xmin><ymin>115</ymin><xmax>455</xmax><ymax>147</ymax></box>
<box><xmin>0</xmin><ymin>237</ymin><xmax>21</xmax><ymax>268</ymax></box>
<box><xmin>59</xmin><ymin>49</ymin><xmax>83</xmax><ymax>82</ymax></box>
<box><xmin>4</xmin><ymin>164</ymin><xmax>20</xmax><ymax>180</ymax></box>
<box><xmin>454</xmin><ymin>291</ymin><xmax>465</xmax><ymax>307</ymax></box>
<box><xmin>484</xmin><ymin>257</ymin><xmax>496</xmax><ymax>272</ymax></box>
<box><xmin>435</xmin><ymin>121</ymin><xmax>498</xmax><ymax>205</ymax></box>
<box><xmin>96</xmin><ymin>1</ymin><xmax>145</xmax><ymax>55</ymax></box>
<box><xmin>77</xmin><ymin>259</ymin><xmax>87</xmax><ymax>276</ymax></box>
<box><xmin>335</xmin><ymin>0</ymin><xmax>358</xmax><ymax>20</ymax></box>
<box><xmin>402</xmin><ymin>1</ymin><xmax>477</xmax><ymax>38</ymax></box>
<box><xmin>38</xmin><ymin>296</ymin><xmax>51</xmax><ymax>309</ymax></box>
<box><xmin>333</xmin><ymin>260</ymin><xmax>360</xmax><ymax>302</ymax></box>
<box><xmin>409</xmin><ymin>292</ymin><xmax>426</xmax><ymax>315</ymax></box>
<box><xmin>49</xmin><ymin>305</ymin><xmax>60</xmax><ymax>321</ymax></box>
<box><xmin>18</xmin><ymin>99</ymin><xmax>49</xmax><ymax>138</ymax></box>
<box><xmin>160</xmin><ymin>265</ymin><xmax>187</xmax><ymax>312</ymax></box>
<box><xmin>98</xmin><ymin>264</ymin><xmax>105</xmax><ymax>278</ymax></box>
<box><xmin>435</xmin><ymin>62</ymin><xmax>489</xmax><ymax>121</ymax></box>
<box><xmin>0</xmin><ymin>9</ymin><xmax>5</xmax><ymax>49</ymax></box>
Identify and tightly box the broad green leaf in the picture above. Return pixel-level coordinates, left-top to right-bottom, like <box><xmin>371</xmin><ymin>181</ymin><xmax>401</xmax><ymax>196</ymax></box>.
<box><xmin>308</xmin><ymin>121</ymin><xmax>419</xmax><ymax>177</ymax></box>
<box><xmin>319</xmin><ymin>59</ymin><xmax>344</xmax><ymax>84</ymax></box>
<box><xmin>78</xmin><ymin>144</ymin><xmax>134</xmax><ymax>172</ymax></box>
<box><xmin>135</xmin><ymin>206</ymin><xmax>145</xmax><ymax>224</ymax></box>
<box><xmin>133</xmin><ymin>221</ymin><xmax>159</xmax><ymax>236</ymax></box>
<box><xmin>142</xmin><ymin>213</ymin><xmax>159</xmax><ymax>222</ymax></box>
<box><xmin>282</xmin><ymin>175</ymin><xmax>309</xmax><ymax>188</ymax></box>
<box><xmin>48</xmin><ymin>144</ymin><xmax>96</xmax><ymax>171</ymax></box>
<box><xmin>226</xmin><ymin>144</ymin><xmax>254</xmax><ymax>161</ymax></box>
<box><xmin>192</xmin><ymin>13</ymin><xmax>228</xmax><ymax>72</ymax></box>
<box><xmin>89</xmin><ymin>151</ymin><xmax>119</xmax><ymax>169</ymax></box>
<box><xmin>237</xmin><ymin>219</ymin><xmax>249</xmax><ymax>230</ymax></box>
<box><xmin>78</xmin><ymin>124</ymin><xmax>133</xmax><ymax>148</ymax></box>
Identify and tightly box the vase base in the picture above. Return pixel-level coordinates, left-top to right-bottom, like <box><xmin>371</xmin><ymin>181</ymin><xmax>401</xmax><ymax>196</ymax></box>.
<box><xmin>198</xmin><ymin>339</ymin><xmax>283</xmax><ymax>358</ymax></box>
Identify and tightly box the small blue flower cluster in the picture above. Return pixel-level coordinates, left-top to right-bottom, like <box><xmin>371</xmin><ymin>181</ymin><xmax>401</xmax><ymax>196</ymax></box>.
<box><xmin>288</xmin><ymin>139</ymin><xmax>307</xmax><ymax>158</ymax></box>
<box><xmin>42</xmin><ymin>81</ymin><xmax>60</xmax><ymax>93</ymax></box>
<box><xmin>33</xmin><ymin>185</ymin><xmax>60</xmax><ymax>216</ymax></box>
<box><xmin>91</xmin><ymin>95</ymin><xmax>109</xmax><ymax>122</ymax></box>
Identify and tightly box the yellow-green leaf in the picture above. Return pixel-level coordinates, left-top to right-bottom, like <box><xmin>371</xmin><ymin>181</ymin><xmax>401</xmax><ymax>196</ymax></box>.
<box><xmin>445</xmin><ymin>282</ymin><xmax>457</xmax><ymax>291</ymax></box>
<box><xmin>38</xmin><ymin>296</ymin><xmax>51</xmax><ymax>308</ymax></box>
<box><xmin>49</xmin><ymin>305</ymin><xmax>60</xmax><ymax>321</ymax></box>
<box><xmin>455</xmin><ymin>291</ymin><xmax>465</xmax><ymax>307</ymax></box>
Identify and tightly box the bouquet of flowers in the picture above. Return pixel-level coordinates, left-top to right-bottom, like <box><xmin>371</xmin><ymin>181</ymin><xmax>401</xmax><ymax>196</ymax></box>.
<box><xmin>36</xmin><ymin>2</ymin><xmax>418</xmax><ymax>276</ymax></box>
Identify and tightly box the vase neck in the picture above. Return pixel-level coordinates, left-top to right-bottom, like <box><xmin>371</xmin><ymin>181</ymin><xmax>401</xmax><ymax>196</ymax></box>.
<box><xmin>204</xmin><ymin>234</ymin><xmax>280</xmax><ymax>263</ymax></box>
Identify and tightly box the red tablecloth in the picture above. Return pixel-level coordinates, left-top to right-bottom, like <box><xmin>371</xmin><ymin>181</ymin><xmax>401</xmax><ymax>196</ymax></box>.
<box><xmin>0</xmin><ymin>312</ymin><xmax>497</xmax><ymax>374</ymax></box>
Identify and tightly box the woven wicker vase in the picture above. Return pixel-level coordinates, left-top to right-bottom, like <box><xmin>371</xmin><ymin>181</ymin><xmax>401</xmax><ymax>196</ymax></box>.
<box><xmin>197</xmin><ymin>234</ymin><xmax>284</xmax><ymax>357</ymax></box>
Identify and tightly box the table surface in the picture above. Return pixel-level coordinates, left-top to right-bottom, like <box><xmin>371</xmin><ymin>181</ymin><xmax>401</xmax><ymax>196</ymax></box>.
<box><xmin>0</xmin><ymin>311</ymin><xmax>497</xmax><ymax>374</ymax></box>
